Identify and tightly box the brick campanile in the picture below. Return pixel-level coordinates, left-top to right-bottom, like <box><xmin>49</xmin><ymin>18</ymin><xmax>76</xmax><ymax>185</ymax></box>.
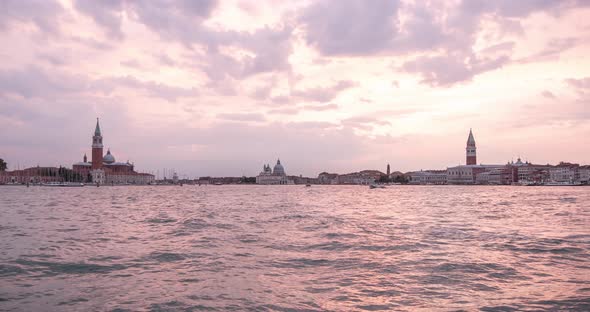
<box><xmin>466</xmin><ymin>128</ymin><xmax>477</xmax><ymax>165</ymax></box>
<box><xmin>91</xmin><ymin>118</ymin><xmax>104</xmax><ymax>169</ymax></box>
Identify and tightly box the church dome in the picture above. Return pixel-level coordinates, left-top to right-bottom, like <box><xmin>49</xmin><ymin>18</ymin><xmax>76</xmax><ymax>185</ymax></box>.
<box><xmin>272</xmin><ymin>159</ymin><xmax>286</xmax><ymax>176</ymax></box>
<box><xmin>103</xmin><ymin>149</ymin><xmax>115</xmax><ymax>164</ymax></box>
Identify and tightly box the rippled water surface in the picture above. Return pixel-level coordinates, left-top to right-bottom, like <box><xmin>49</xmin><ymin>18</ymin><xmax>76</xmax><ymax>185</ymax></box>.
<box><xmin>1</xmin><ymin>185</ymin><xmax>589</xmax><ymax>311</ymax></box>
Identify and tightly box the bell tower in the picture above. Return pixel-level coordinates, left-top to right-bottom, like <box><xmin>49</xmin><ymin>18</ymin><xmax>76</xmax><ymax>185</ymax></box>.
<box><xmin>466</xmin><ymin>128</ymin><xmax>477</xmax><ymax>165</ymax></box>
<box><xmin>92</xmin><ymin>118</ymin><xmax>103</xmax><ymax>169</ymax></box>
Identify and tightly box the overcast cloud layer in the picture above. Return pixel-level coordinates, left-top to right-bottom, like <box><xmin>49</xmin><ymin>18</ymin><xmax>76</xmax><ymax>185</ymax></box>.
<box><xmin>1</xmin><ymin>0</ymin><xmax>589</xmax><ymax>177</ymax></box>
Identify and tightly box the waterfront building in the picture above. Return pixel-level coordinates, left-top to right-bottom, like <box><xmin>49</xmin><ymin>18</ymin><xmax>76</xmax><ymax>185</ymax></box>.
<box><xmin>0</xmin><ymin>167</ymin><xmax>64</xmax><ymax>184</ymax></box>
<box><xmin>318</xmin><ymin>172</ymin><xmax>339</xmax><ymax>184</ymax></box>
<box><xmin>549</xmin><ymin>162</ymin><xmax>580</xmax><ymax>183</ymax></box>
<box><xmin>289</xmin><ymin>175</ymin><xmax>319</xmax><ymax>185</ymax></box>
<box><xmin>72</xmin><ymin>119</ymin><xmax>154</xmax><ymax>185</ymax></box>
<box><xmin>508</xmin><ymin>158</ymin><xmax>550</xmax><ymax>184</ymax></box>
<box><xmin>389</xmin><ymin>171</ymin><xmax>406</xmax><ymax>181</ymax></box>
<box><xmin>256</xmin><ymin>159</ymin><xmax>292</xmax><ymax>185</ymax></box>
<box><xmin>579</xmin><ymin>166</ymin><xmax>590</xmax><ymax>183</ymax></box>
<box><xmin>475</xmin><ymin>167</ymin><xmax>514</xmax><ymax>185</ymax></box>
<box><xmin>337</xmin><ymin>170</ymin><xmax>384</xmax><ymax>185</ymax></box>
<box><xmin>446</xmin><ymin>165</ymin><xmax>506</xmax><ymax>185</ymax></box>
<box><xmin>407</xmin><ymin>170</ymin><xmax>447</xmax><ymax>185</ymax></box>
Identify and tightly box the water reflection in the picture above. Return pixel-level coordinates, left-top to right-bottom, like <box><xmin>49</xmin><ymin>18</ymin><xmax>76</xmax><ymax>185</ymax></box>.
<box><xmin>0</xmin><ymin>185</ymin><xmax>589</xmax><ymax>311</ymax></box>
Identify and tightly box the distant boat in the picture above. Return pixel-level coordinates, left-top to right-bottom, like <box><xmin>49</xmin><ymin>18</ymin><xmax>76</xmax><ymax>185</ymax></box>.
<box><xmin>369</xmin><ymin>184</ymin><xmax>385</xmax><ymax>189</ymax></box>
<box><xmin>305</xmin><ymin>184</ymin><xmax>311</xmax><ymax>187</ymax></box>
<box><xmin>42</xmin><ymin>182</ymin><xmax>85</xmax><ymax>187</ymax></box>
<box><xmin>213</xmin><ymin>182</ymin><xmax>223</xmax><ymax>185</ymax></box>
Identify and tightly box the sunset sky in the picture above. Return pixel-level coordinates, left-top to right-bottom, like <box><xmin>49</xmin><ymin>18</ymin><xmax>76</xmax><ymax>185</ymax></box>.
<box><xmin>1</xmin><ymin>0</ymin><xmax>589</xmax><ymax>177</ymax></box>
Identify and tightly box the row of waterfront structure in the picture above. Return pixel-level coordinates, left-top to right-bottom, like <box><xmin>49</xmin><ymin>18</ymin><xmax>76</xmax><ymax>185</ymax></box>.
<box><xmin>1</xmin><ymin>126</ymin><xmax>588</xmax><ymax>186</ymax></box>
<box><xmin>407</xmin><ymin>129</ymin><xmax>589</xmax><ymax>185</ymax></box>
<box><xmin>255</xmin><ymin>129</ymin><xmax>589</xmax><ymax>186</ymax></box>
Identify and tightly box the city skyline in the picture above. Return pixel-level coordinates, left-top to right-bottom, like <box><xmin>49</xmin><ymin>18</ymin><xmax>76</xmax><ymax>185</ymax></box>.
<box><xmin>1</xmin><ymin>1</ymin><xmax>589</xmax><ymax>177</ymax></box>
<box><xmin>1</xmin><ymin>122</ymin><xmax>587</xmax><ymax>181</ymax></box>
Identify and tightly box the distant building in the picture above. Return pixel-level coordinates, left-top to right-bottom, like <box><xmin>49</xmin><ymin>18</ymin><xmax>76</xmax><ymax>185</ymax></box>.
<box><xmin>408</xmin><ymin>170</ymin><xmax>447</xmax><ymax>185</ymax></box>
<box><xmin>0</xmin><ymin>167</ymin><xmax>64</xmax><ymax>184</ymax></box>
<box><xmin>318</xmin><ymin>172</ymin><xmax>339</xmax><ymax>184</ymax></box>
<box><xmin>72</xmin><ymin>118</ymin><xmax>154</xmax><ymax>185</ymax></box>
<box><xmin>475</xmin><ymin>167</ymin><xmax>513</xmax><ymax>185</ymax></box>
<box><xmin>447</xmin><ymin>165</ymin><xmax>512</xmax><ymax>184</ymax></box>
<box><xmin>579</xmin><ymin>166</ymin><xmax>590</xmax><ymax>183</ymax></box>
<box><xmin>333</xmin><ymin>170</ymin><xmax>384</xmax><ymax>185</ymax></box>
<box><xmin>256</xmin><ymin>159</ymin><xmax>293</xmax><ymax>185</ymax></box>
<box><xmin>289</xmin><ymin>175</ymin><xmax>319</xmax><ymax>185</ymax></box>
<box><xmin>389</xmin><ymin>171</ymin><xmax>405</xmax><ymax>180</ymax></box>
<box><xmin>509</xmin><ymin>158</ymin><xmax>550</xmax><ymax>184</ymax></box>
<box><xmin>549</xmin><ymin>162</ymin><xmax>580</xmax><ymax>183</ymax></box>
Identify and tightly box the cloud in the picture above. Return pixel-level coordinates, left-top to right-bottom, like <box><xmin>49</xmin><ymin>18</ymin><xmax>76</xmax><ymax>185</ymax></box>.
<box><xmin>73</xmin><ymin>0</ymin><xmax>294</xmax><ymax>84</ymax></box>
<box><xmin>73</xmin><ymin>0</ymin><xmax>125</xmax><ymax>39</ymax></box>
<box><xmin>291</xmin><ymin>80</ymin><xmax>356</xmax><ymax>102</ymax></box>
<box><xmin>0</xmin><ymin>66</ymin><xmax>88</xmax><ymax>98</ymax></box>
<box><xmin>299</xmin><ymin>0</ymin><xmax>587</xmax><ymax>86</ymax></box>
<box><xmin>155</xmin><ymin>53</ymin><xmax>176</xmax><ymax>67</ymax></box>
<box><xmin>267</xmin><ymin>108</ymin><xmax>299</xmax><ymax>115</ymax></box>
<box><xmin>300</xmin><ymin>0</ymin><xmax>400</xmax><ymax>56</ymax></box>
<box><xmin>70</xmin><ymin>36</ymin><xmax>114</xmax><ymax>50</ymax></box>
<box><xmin>0</xmin><ymin>0</ymin><xmax>64</xmax><ymax>34</ymax></box>
<box><xmin>342</xmin><ymin>116</ymin><xmax>391</xmax><ymax>131</ymax></box>
<box><xmin>303</xmin><ymin>103</ymin><xmax>339</xmax><ymax>111</ymax></box>
<box><xmin>517</xmin><ymin>37</ymin><xmax>583</xmax><ymax>63</ymax></box>
<box><xmin>1</xmin><ymin>0</ymin><xmax>590</xmax><ymax>174</ymax></box>
<box><xmin>566</xmin><ymin>77</ymin><xmax>590</xmax><ymax>90</ymax></box>
<box><xmin>284</xmin><ymin>121</ymin><xmax>339</xmax><ymax>130</ymax></box>
<box><xmin>216</xmin><ymin>113</ymin><xmax>266</xmax><ymax>122</ymax></box>
<box><xmin>93</xmin><ymin>76</ymin><xmax>198</xmax><ymax>101</ymax></box>
<box><xmin>120</xmin><ymin>59</ymin><xmax>142</xmax><ymax>68</ymax></box>
<box><xmin>0</xmin><ymin>66</ymin><xmax>197</xmax><ymax>102</ymax></box>
<box><xmin>402</xmin><ymin>52</ymin><xmax>510</xmax><ymax>87</ymax></box>
<box><xmin>541</xmin><ymin>90</ymin><xmax>556</xmax><ymax>99</ymax></box>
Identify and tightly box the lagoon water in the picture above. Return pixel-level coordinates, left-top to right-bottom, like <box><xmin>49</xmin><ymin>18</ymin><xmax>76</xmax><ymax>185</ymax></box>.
<box><xmin>0</xmin><ymin>185</ymin><xmax>589</xmax><ymax>311</ymax></box>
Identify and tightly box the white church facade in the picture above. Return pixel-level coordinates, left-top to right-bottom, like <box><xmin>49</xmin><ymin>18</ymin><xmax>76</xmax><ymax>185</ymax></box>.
<box><xmin>256</xmin><ymin>159</ymin><xmax>293</xmax><ymax>185</ymax></box>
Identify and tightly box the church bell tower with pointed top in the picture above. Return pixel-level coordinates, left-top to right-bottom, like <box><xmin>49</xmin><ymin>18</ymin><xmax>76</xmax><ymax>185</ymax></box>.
<box><xmin>92</xmin><ymin>118</ymin><xmax>104</xmax><ymax>169</ymax></box>
<box><xmin>466</xmin><ymin>128</ymin><xmax>477</xmax><ymax>165</ymax></box>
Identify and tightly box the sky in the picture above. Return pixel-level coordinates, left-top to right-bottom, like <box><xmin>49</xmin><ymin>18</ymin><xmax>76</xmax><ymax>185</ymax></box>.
<box><xmin>0</xmin><ymin>0</ymin><xmax>589</xmax><ymax>178</ymax></box>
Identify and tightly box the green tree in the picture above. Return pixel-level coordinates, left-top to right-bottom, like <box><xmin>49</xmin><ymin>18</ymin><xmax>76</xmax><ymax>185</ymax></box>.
<box><xmin>0</xmin><ymin>158</ymin><xmax>7</xmax><ymax>171</ymax></box>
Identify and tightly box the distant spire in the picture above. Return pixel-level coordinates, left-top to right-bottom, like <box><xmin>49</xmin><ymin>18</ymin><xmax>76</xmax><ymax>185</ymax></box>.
<box><xmin>94</xmin><ymin>118</ymin><xmax>102</xmax><ymax>136</ymax></box>
<box><xmin>83</xmin><ymin>153</ymin><xmax>87</xmax><ymax>163</ymax></box>
<box><xmin>467</xmin><ymin>128</ymin><xmax>475</xmax><ymax>145</ymax></box>
<box><xmin>277</xmin><ymin>158</ymin><xmax>281</xmax><ymax>165</ymax></box>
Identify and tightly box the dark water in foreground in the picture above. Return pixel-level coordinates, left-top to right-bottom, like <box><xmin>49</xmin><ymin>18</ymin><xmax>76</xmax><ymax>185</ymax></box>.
<box><xmin>0</xmin><ymin>185</ymin><xmax>589</xmax><ymax>311</ymax></box>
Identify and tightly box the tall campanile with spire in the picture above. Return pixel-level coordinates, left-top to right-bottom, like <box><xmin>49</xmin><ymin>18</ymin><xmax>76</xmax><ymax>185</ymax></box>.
<box><xmin>466</xmin><ymin>128</ymin><xmax>477</xmax><ymax>165</ymax></box>
<box><xmin>92</xmin><ymin>118</ymin><xmax>104</xmax><ymax>169</ymax></box>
